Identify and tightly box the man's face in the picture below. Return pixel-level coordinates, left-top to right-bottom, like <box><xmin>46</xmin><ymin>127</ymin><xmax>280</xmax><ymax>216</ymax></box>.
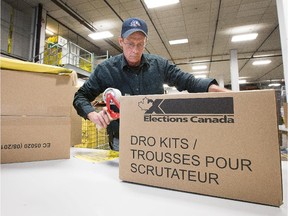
<box><xmin>119</xmin><ymin>32</ymin><xmax>146</xmax><ymax>67</ymax></box>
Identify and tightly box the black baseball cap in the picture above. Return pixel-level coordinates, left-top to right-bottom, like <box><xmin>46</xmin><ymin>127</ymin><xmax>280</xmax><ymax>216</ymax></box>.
<box><xmin>121</xmin><ymin>17</ymin><xmax>148</xmax><ymax>38</ymax></box>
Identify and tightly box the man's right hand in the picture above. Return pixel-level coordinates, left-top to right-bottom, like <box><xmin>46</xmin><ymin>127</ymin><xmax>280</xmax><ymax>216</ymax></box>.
<box><xmin>87</xmin><ymin>107</ymin><xmax>111</xmax><ymax>129</ymax></box>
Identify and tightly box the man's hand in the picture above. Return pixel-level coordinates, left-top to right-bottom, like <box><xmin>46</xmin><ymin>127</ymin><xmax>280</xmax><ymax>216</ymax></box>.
<box><xmin>87</xmin><ymin>107</ymin><xmax>111</xmax><ymax>129</ymax></box>
<box><xmin>208</xmin><ymin>84</ymin><xmax>231</xmax><ymax>92</ymax></box>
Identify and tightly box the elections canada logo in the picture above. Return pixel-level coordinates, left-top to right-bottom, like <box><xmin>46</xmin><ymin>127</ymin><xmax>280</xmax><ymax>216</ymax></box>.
<box><xmin>138</xmin><ymin>97</ymin><xmax>235</xmax><ymax>124</ymax></box>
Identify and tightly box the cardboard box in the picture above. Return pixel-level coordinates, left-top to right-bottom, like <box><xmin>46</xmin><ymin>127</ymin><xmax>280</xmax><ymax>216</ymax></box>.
<box><xmin>1</xmin><ymin>69</ymin><xmax>74</xmax><ymax>117</ymax></box>
<box><xmin>1</xmin><ymin>116</ymin><xmax>71</xmax><ymax>163</ymax></box>
<box><xmin>119</xmin><ymin>90</ymin><xmax>283</xmax><ymax>206</ymax></box>
<box><xmin>1</xmin><ymin>67</ymin><xmax>75</xmax><ymax>163</ymax></box>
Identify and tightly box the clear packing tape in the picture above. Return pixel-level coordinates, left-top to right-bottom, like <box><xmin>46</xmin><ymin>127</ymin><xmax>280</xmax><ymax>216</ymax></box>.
<box><xmin>0</xmin><ymin>57</ymin><xmax>78</xmax><ymax>85</ymax></box>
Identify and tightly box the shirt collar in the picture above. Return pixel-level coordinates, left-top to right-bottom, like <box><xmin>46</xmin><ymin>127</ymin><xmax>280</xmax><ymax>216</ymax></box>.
<box><xmin>121</xmin><ymin>54</ymin><xmax>149</xmax><ymax>70</ymax></box>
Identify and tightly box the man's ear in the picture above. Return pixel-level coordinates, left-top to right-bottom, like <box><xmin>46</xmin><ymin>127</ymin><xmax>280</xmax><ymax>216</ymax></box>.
<box><xmin>118</xmin><ymin>37</ymin><xmax>123</xmax><ymax>47</ymax></box>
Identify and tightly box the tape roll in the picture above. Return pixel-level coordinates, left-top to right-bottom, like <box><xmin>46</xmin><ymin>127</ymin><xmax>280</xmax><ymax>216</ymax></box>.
<box><xmin>103</xmin><ymin>88</ymin><xmax>122</xmax><ymax>103</ymax></box>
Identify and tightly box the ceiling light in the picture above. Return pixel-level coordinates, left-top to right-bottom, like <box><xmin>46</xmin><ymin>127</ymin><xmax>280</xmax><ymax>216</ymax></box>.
<box><xmin>231</xmin><ymin>33</ymin><xmax>258</xmax><ymax>42</ymax></box>
<box><xmin>190</xmin><ymin>59</ymin><xmax>210</xmax><ymax>63</ymax></box>
<box><xmin>88</xmin><ymin>31</ymin><xmax>113</xmax><ymax>40</ymax></box>
<box><xmin>225</xmin><ymin>24</ymin><xmax>265</xmax><ymax>35</ymax></box>
<box><xmin>268</xmin><ymin>83</ymin><xmax>281</xmax><ymax>87</ymax></box>
<box><xmin>253</xmin><ymin>53</ymin><xmax>275</xmax><ymax>58</ymax></box>
<box><xmin>169</xmin><ymin>39</ymin><xmax>188</xmax><ymax>45</ymax></box>
<box><xmin>192</xmin><ymin>65</ymin><xmax>207</xmax><ymax>70</ymax></box>
<box><xmin>252</xmin><ymin>60</ymin><xmax>271</xmax><ymax>65</ymax></box>
<box><xmin>239</xmin><ymin>80</ymin><xmax>247</xmax><ymax>84</ymax></box>
<box><xmin>45</xmin><ymin>29</ymin><xmax>54</xmax><ymax>35</ymax></box>
<box><xmin>144</xmin><ymin>0</ymin><xmax>179</xmax><ymax>8</ymax></box>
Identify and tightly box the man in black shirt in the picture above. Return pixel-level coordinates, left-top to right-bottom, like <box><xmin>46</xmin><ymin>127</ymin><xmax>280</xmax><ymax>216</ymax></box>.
<box><xmin>73</xmin><ymin>17</ymin><xmax>229</xmax><ymax>151</ymax></box>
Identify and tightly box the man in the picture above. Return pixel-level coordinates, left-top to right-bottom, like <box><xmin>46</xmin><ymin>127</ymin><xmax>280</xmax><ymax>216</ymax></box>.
<box><xmin>73</xmin><ymin>17</ymin><xmax>229</xmax><ymax>151</ymax></box>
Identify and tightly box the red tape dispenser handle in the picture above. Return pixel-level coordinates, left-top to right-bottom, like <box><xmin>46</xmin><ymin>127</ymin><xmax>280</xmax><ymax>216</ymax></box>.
<box><xmin>105</xmin><ymin>92</ymin><xmax>120</xmax><ymax>119</ymax></box>
<box><xmin>103</xmin><ymin>88</ymin><xmax>121</xmax><ymax>119</ymax></box>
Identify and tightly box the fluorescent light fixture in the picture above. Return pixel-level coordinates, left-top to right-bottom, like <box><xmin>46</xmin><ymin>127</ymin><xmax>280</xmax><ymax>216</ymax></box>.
<box><xmin>192</xmin><ymin>65</ymin><xmax>207</xmax><ymax>70</ymax></box>
<box><xmin>231</xmin><ymin>33</ymin><xmax>258</xmax><ymax>42</ymax></box>
<box><xmin>252</xmin><ymin>59</ymin><xmax>271</xmax><ymax>65</ymax></box>
<box><xmin>253</xmin><ymin>53</ymin><xmax>275</xmax><ymax>58</ymax></box>
<box><xmin>45</xmin><ymin>29</ymin><xmax>54</xmax><ymax>35</ymax></box>
<box><xmin>225</xmin><ymin>24</ymin><xmax>265</xmax><ymax>35</ymax></box>
<box><xmin>169</xmin><ymin>39</ymin><xmax>188</xmax><ymax>45</ymax></box>
<box><xmin>239</xmin><ymin>80</ymin><xmax>247</xmax><ymax>84</ymax></box>
<box><xmin>144</xmin><ymin>0</ymin><xmax>179</xmax><ymax>8</ymax></box>
<box><xmin>88</xmin><ymin>31</ymin><xmax>113</xmax><ymax>40</ymax></box>
<box><xmin>268</xmin><ymin>83</ymin><xmax>281</xmax><ymax>87</ymax></box>
<box><xmin>190</xmin><ymin>59</ymin><xmax>210</xmax><ymax>63</ymax></box>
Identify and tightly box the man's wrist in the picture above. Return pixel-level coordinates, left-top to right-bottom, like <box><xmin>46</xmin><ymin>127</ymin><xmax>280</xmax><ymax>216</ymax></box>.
<box><xmin>208</xmin><ymin>84</ymin><xmax>230</xmax><ymax>92</ymax></box>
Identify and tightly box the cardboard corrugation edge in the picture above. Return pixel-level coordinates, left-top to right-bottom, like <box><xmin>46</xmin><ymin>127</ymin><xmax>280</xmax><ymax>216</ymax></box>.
<box><xmin>272</xmin><ymin>91</ymin><xmax>284</xmax><ymax>207</ymax></box>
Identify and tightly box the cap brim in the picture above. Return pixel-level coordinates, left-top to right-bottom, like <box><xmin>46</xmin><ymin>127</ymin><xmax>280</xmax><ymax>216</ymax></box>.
<box><xmin>122</xmin><ymin>29</ymin><xmax>147</xmax><ymax>38</ymax></box>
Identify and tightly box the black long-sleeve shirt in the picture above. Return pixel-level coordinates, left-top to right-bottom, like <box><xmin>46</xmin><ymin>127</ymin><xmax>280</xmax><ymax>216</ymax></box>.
<box><xmin>73</xmin><ymin>53</ymin><xmax>217</xmax><ymax>118</ymax></box>
<box><xmin>73</xmin><ymin>53</ymin><xmax>217</xmax><ymax>138</ymax></box>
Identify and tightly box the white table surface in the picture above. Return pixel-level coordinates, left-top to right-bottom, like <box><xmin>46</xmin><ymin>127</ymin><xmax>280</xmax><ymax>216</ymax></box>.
<box><xmin>1</xmin><ymin>147</ymin><xmax>288</xmax><ymax>216</ymax></box>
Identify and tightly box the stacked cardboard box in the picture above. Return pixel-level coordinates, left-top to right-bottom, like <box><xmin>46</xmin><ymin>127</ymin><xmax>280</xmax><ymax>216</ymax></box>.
<box><xmin>1</xmin><ymin>60</ymin><xmax>76</xmax><ymax>163</ymax></box>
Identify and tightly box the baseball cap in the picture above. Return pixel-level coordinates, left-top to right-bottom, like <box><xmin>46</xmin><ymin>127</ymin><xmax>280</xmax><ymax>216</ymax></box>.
<box><xmin>121</xmin><ymin>17</ymin><xmax>148</xmax><ymax>38</ymax></box>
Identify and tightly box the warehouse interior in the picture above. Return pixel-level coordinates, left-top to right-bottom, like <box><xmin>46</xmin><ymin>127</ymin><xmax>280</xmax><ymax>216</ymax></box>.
<box><xmin>1</xmin><ymin>0</ymin><xmax>285</xmax><ymax>89</ymax></box>
<box><xmin>1</xmin><ymin>0</ymin><xmax>288</xmax><ymax>215</ymax></box>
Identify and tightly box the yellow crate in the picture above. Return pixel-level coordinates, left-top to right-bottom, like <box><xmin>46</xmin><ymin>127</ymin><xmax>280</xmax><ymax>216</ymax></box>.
<box><xmin>75</xmin><ymin>119</ymin><xmax>110</xmax><ymax>149</ymax></box>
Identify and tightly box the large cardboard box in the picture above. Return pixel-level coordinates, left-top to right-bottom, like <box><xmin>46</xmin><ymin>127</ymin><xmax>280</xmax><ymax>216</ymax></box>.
<box><xmin>1</xmin><ymin>66</ymin><xmax>75</xmax><ymax>163</ymax></box>
<box><xmin>119</xmin><ymin>90</ymin><xmax>283</xmax><ymax>206</ymax></box>
<box><xmin>1</xmin><ymin>116</ymin><xmax>71</xmax><ymax>163</ymax></box>
<box><xmin>1</xmin><ymin>69</ymin><xmax>74</xmax><ymax>117</ymax></box>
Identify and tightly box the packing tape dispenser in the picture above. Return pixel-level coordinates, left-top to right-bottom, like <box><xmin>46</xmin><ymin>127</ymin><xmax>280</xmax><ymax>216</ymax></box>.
<box><xmin>103</xmin><ymin>88</ymin><xmax>121</xmax><ymax>119</ymax></box>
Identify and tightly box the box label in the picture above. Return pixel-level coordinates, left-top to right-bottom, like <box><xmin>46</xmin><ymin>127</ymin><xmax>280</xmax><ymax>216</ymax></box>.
<box><xmin>129</xmin><ymin>134</ymin><xmax>253</xmax><ymax>185</ymax></box>
<box><xmin>139</xmin><ymin>97</ymin><xmax>235</xmax><ymax>124</ymax></box>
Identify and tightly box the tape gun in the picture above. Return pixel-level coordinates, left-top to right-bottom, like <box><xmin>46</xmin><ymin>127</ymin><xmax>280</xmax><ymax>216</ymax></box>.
<box><xmin>103</xmin><ymin>88</ymin><xmax>121</xmax><ymax>119</ymax></box>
